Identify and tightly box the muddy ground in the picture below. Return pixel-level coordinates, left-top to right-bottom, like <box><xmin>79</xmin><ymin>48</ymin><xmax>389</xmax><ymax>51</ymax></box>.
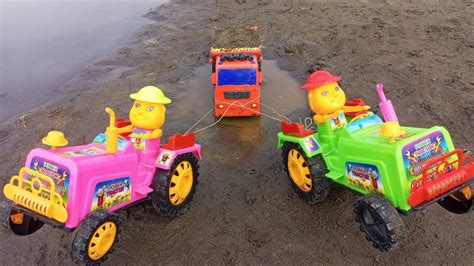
<box><xmin>0</xmin><ymin>0</ymin><xmax>473</xmax><ymax>264</ymax></box>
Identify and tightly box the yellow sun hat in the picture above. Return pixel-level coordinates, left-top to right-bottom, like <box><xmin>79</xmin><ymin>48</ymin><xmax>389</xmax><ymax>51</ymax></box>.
<box><xmin>42</xmin><ymin>131</ymin><xmax>68</xmax><ymax>148</ymax></box>
<box><xmin>130</xmin><ymin>86</ymin><xmax>172</xmax><ymax>104</ymax></box>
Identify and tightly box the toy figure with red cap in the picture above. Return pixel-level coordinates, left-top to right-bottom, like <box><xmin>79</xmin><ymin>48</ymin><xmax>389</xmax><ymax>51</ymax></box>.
<box><xmin>300</xmin><ymin>70</ymin><xmax>370</xmax><ymax>125</ymax></box>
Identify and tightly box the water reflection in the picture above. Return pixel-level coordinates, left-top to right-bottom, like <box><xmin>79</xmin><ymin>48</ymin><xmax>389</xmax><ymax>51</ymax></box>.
<box><xmin>176</xmin><ymin>60</ymin><xmax>305</xmax><ymax>161</ymax></box>
<box><xmin>0</xmin><ymin>0</ymin><xmax>168</xmax><ymax>122</ymax></box>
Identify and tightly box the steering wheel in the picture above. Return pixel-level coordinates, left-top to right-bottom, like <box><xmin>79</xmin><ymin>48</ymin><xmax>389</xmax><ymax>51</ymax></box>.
<box><xmin>349</xmin><ymin>112</ymin><xmax>372</xmax><ymax>124</ymax></box>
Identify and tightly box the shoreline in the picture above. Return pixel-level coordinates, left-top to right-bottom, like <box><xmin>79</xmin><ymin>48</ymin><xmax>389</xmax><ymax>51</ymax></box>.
<box><xmin>0</xmin><ymin>0</ymin><xmax>472</xmax><ymax>264</ymax></box>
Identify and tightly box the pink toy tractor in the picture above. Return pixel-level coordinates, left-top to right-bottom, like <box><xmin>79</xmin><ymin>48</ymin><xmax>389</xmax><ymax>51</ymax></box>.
<box><xmin>1</xmin><ymin>108</ymin><xmax>202</xmax><ymax>264</ymax></box>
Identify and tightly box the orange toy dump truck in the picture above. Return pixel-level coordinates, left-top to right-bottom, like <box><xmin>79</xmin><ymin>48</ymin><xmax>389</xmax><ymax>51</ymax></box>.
<box><xmin>209</xmin><ymin>26</ymin><xmax>263</xmax><ymax>117</ymax></box>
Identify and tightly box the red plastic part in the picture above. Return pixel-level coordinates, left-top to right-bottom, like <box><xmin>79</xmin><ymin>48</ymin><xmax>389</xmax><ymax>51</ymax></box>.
<box><xmin>408</xmin><ymin>149</ymin><xmax>474</xmax><ymax>207</ymax></box>
<box><xmin>161</xmin><ymin>132</ymin><xmax>196</xmax><ymax>150</ymax></box>
<box><xmin>116</xmin><ymin>118</ymin><xmax>132</xmax><ymax>139</ymax></box>
<box><xmin>281</xmin><ymin>121</ymin><xmax>314</xmax><ymax>138</ymax></box>
<box><xmin>345</xmin><ymin>98</ymin><xmax>368</xmax><ymax>117</ymax></box>
<box><xmin>300</xmin><ymin>70</ymin><xmax>341</xmax><ymax>90</ymax></box>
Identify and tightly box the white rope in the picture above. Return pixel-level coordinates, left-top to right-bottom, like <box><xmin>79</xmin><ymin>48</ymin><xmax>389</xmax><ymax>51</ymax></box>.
<box><xmin>192</xmin><ymin>101</ymin><xmax>239</xmax><ymax>133</ymax></box>
<box><xmin>260</xmin><ymin>102</ymin><xmax>291</xmax><ymax>122</ymax></box>
<box><xmin>184</xmin><ymin>107</ymin><xmax>214</xmax><ymax>134</ymax></box>
<box><xmin>184</xmin><ymin>97</ymin><xmax>301</xmax><ymax>134</ymax></box>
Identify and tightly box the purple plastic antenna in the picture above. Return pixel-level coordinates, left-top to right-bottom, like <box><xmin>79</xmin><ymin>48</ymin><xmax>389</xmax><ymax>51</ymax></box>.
<box><xmin>376</xmin><ymin>84</ymin><xmax>398</xmax><ymax>122</ymax></box>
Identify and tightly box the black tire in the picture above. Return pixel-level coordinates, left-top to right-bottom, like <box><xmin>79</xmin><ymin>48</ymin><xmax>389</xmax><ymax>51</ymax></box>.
<box><xmin>0</xmin><ymin>200</ymin><xmax>44</xmax><ymax>236</ymax></box>
<box><xmin>71</xmin><ymin>209</ymin><xmax>122</xmax><ymax>264</ymax></box>
<box><xmin>353</xmin><ymin>194</ymin><xmax>407</xmax><ymax>252</ymax></box>
<box><xmin>281</xmin><ymin>142</ymin><xmax>330</xmax><ymax>204</ymax></box>
<box><xmin>151</xmin><ymin>153</ymin><xmax>199</xmax><ymax>217</ymax></box>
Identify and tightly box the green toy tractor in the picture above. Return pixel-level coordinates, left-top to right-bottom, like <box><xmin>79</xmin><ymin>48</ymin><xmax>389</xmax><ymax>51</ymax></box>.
<box><xmin>277</xmin><ymin>85</ymin><xmax>473</xmax><ymax>251</ymax></box>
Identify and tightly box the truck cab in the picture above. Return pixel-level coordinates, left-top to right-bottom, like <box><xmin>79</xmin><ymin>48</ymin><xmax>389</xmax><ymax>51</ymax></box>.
<box><xmin>210</xmin><ymin>47</ymin><xmax>263</xmax><ymax>117</ymax></box>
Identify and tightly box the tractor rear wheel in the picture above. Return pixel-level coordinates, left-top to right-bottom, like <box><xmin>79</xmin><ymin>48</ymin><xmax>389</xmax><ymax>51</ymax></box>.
<box><xmin>353</xmin><ymin>194</ymin><xmax>407</xmax><ymax>251</ymax></box>
<box><xmin>0</xmin><ymin>200</ymin><xmax>44</xmax><ymax>236</ymax></box>
<box><xmin>71</xmin><ymin>209</ymin><xmax>121</xmax><ymax>264</ymax></box>
<box><xmin>281</xmin><ymin>142</ymin><xmax>330</xmax><ymax>204</ymax></box>
<box><xmin>151</xmin><ymin>153</ymin><xmax>199</xmax><ymax>217</ymax></box>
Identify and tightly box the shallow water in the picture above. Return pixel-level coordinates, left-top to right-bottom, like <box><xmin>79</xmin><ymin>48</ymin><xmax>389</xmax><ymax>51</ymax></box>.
<box><xmin>174</xmin><ymin>60</ymin><xmax>306</xmax><ymax>159</ymax></box>
<box><xmin>0</xmin><ymin>0</ymin><xmax>168</xmax><ymax>123</ymax></box>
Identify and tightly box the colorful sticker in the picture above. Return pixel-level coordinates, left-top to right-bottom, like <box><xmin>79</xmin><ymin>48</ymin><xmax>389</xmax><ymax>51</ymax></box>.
<box><xmin>93</xmin><ymin>133</ymin><xmax>129</xmax><ymax>151</ymax></box>
<box><xmin>330</xmin><ymin>113</ymin><xmax>347</xmax><ymax>130</ymax></box>
<box><xmin>156</xmin><ymin>150</ymin><xmax>173</xmax><ymax>167</ymax></box>
<box><xmin>130</xmin><ymin>128</ymin><xmax>150</xmax><ymax>151</ymax></box>
<box><xmin>29</xmin><ymin>157</ymin><xmax>70</xmax><ymax>206</ymax></box>
<box><xmin>91</xmin><ymin>177</ymin><xmax>132</xmax><ymax>211</ymax></box>
<box><xmin>402</xmin><ymin>131</ymin><xmax>448</xmax><ymax>190</ymax></box>
<box><xmin>345</xmin><ymin>162</ymin><xmax>384</xmax><ymax>195</ymax></box>
<box><xmin>346</xmin><ymin>114</ymin><xmax>383</xmax><ymax>133</ymax></box>
<box><xmin>59</xmin><ymin>146</ymin><xmax>105</xmax><ymax>157</ymax></box>
<box><xmin>303</xmin><ymin>136</ymin><xmax>320</xmax><ymax>153</ymax></box>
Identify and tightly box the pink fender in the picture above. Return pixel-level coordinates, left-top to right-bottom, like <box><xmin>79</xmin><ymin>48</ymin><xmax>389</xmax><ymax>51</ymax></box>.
<box><xmin>155</xmin><ymin>144</ymin><xmax>202</xmax><ymax>170</ymax></box>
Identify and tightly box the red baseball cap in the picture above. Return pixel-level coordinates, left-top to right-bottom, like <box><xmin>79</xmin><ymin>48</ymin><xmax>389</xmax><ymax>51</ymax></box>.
<box><xmin>300</xmin><ymin>70</ymin><xmax>341</xmax><ymax>90</ymax></box>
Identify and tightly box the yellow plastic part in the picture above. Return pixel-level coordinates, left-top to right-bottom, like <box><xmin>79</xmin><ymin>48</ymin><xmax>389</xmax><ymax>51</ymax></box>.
<box><xmin>307</xmin><ymin>82</ymin><xmax>346</xmax><ymax>115</ymax></box>
<box><xmin>169</xmin><ymin>161</ymin><xmax>194</xmax><ymax>206</ymax></box>
<box><xmin>379</xmin><ymin>121</ymin><xmax>405</xmax><ymax>142</ymax></box>
<box><xmin>105</xmin><ymin>108</ymin><xmax>118</xmax><ymax>154</ymax></box>
<box><xmin>287</xmin><ymin>149</ymin><xmax>312</xmax><ymax>192</ymax></box>
<box><xmin>10</xmin><ymin>213</ymin><xmax>24</xmax><ymax>225</ymax></box>
<box><xmin>3</xmin><ymin>167</ymin><xmax>68</xmax><ymax>223</ymax></box>
<box><xmin>130</xmin><ymin>86</ymin><xmax>171</xmax><ymax>104</ymax></box>
<box><xmin>129</xmin><ymin>100</ymin><xmax>166</xmax><ymax>130</ymax></box>
<box><xmin>42</xmin><ymin>131</ymin><xmax>68</xmax><ymax>149</ymax></box>
<box><xmin>87</xmin><ymin>221</ymin><xmax>117</xmax><ymax>260</ymax></box>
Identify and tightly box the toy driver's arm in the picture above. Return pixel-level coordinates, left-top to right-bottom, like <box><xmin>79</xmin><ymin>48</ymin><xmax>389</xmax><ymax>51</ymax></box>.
<box><xmin>117</xmin><ymin>124</ymin><xmax>133</xmax><ymax>134</ymax></box>
<box><xmin>343</xmin><ymin>105</ymin><xmax>370</xmax><ymax>113</ymax></box>
<box><xmin>313</xmin><ymin>110</ymin><xmax>344</xmax><ymax>124</ymax></box>
<box><xmin>130</xmin><ymin>128</ymin><xmax>162</xmax><ymax>139</ymax></box>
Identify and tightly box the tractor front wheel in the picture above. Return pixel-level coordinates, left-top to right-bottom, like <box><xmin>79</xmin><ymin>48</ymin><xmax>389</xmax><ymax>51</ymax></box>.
<box><xmin>0</xmin><ymin>200</ymin><xmax>44</xmax><ymax>236</ymax></box>
<box><xmin>353</xmin><ymin>194</ymin><xmax>407</xmax><ymax>251</ymax></box>
<box><xmin>71</xmin><ymin>209</ymin><xmax>121</xmax><ymax>264</ymax></box>
<box><xmin>151</xmin><ymin>153</ymin><xmax>199</xmax><ymax>217</ymax></box>
<box><xmin>281</xmin><ymin>142</ymin><xmax>330</xmax><ymax>204</ymax></box>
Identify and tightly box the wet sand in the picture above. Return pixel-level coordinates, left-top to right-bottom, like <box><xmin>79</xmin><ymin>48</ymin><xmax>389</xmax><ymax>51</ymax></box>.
<box><xmin>0</xmin><ymin>0</ymin><xmax>473</xmax><ymax>264</ymax></box>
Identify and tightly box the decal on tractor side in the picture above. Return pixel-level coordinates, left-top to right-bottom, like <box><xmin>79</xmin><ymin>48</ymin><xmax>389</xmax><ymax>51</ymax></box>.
<box><xmin>402</xmin><ymin>131</ymin><xmax>448</xmax><ymax>190</ymax></box>
<box><xmin>91</xmin><ymin>177</ymin><xmax>132</xmax><ymax>211</ymax></box>
<box><xmin>59</xmin><ymin>146</ymin><xmax>106</xmax><ymax>157</ymax></box>
<box><xmin>29</xmin><ymin>157</ymin><xmax>70</xmax><ymax>207</ymax></box>
<box><xmin>345</xmin><ymin>162</ymin><xmax>384</xmax><ymax>194</ymax></box>
<box><xmin>303</xmin><ymin>136</ymin><xmax>320</xmax><ymax>154</ymax></box>
<box><xmin>330</xmin><ymin>113</ymin><xmax>347</xmax><ymax>130</ymax></box>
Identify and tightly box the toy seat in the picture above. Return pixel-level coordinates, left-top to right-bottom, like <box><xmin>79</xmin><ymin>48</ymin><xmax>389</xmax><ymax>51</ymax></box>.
<box><xmin>162</xmin><ymin>133</ymin><xmax>195</xmax><ymax>150</ymax></box>
<box><xmin>345</xmin><ymin>98</ymin><xmax>368</xmax><ymax>117</ymax></box>
<box><xmin>281</xmin><ymin>121</ymin><xmax>313</xmax><ymax>138</ymax></box>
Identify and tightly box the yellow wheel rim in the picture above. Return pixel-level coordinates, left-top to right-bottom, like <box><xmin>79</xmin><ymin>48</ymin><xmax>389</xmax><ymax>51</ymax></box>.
<box><xmin>287</xmin><ymin>149</ymin><xmax>312</xmax><ymax>192</ymax></box>
<box><xmin>169</xmin><ymin>161</ymin><xmax>194</xmax><ymax>206</ymax></box>
<box><xmin>87</xmin><ymin>222</ymin><xmax>117</xmax><ymax>260</ymax></box>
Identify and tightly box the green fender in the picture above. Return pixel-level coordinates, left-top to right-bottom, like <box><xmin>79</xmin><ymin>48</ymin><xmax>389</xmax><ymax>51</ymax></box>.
<box><xmin>277</xmin><ymin>132</ymin><xmax>323</xmax><ymax>158</ymax></box>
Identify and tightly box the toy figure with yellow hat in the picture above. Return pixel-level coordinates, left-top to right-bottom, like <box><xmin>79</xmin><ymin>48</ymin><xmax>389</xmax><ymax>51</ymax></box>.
<box><xmin>118</xmin><ymin>86</ymin><xmax>172</xmax><ymax>150</ymax></box>
<box><xmin>2</xmin><ymin>85</ymin><xmax>202</xmax><ymax>264</ymax></box>
<box><xmin>300</xmin><ymin>70</ymin><xmax>370</xmax><ymax>127</ymax></box>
